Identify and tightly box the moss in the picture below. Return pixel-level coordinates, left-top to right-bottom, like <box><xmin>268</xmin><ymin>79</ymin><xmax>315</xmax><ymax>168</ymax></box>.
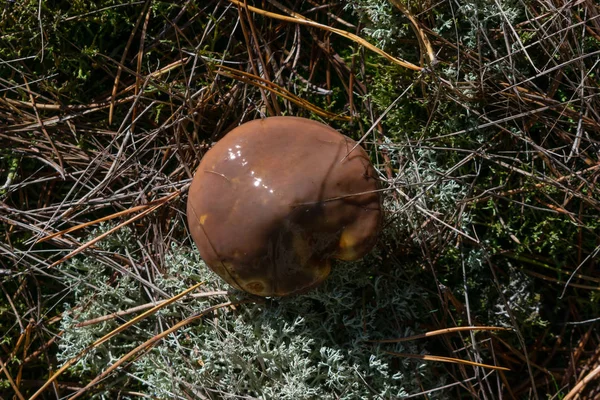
<box><xmin>56</xmin><ymin>223</ymin><xmax>447</xmax><ymax>399</ymax></box>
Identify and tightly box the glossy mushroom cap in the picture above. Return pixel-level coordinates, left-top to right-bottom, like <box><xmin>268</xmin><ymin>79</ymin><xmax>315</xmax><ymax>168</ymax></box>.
<box><xmin>187</xmin><ymin>116</ymin><xmax>382</xmax><ymax>297</ymax></box>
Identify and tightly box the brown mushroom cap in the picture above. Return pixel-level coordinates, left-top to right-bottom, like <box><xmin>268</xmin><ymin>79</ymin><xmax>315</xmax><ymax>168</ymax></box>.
<box><xmin>187</xmin><ymin>116</ymin><xmax>382</xmax><ymax>297</ymax></box>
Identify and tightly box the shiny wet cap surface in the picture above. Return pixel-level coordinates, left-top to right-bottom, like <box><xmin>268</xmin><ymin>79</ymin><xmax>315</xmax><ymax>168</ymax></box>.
<box><xmin>187</xmin><ymin>116</ymin><xmax>382</xmax><ymax>296</ymax></box>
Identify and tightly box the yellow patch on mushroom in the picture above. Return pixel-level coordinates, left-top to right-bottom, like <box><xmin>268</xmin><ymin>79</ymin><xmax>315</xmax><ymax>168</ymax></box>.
<box><xmin>199</xmin><ymin>214</ymin><xmax>208</xmax><ymax>225</ymax></box>
<box><xmin>336</xmin><ymin>231</ymin><xmax>360</xmax><ymax>261</ymax></box>
<box><xmin>338</xmin><ymin>230</ymin><xmax>356</xmax><ymax>250</ymax></box>
<box><xmin>245</xmin><ymin>281</ymin><xmax>265</xmax><ymax>294</ymax></box>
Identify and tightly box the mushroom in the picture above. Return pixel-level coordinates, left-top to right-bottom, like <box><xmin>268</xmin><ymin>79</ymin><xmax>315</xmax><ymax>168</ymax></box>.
<box><xmin>187</xmin><ymin>116</ymin><xmax>382</xmax><ymax>297</ymax></box>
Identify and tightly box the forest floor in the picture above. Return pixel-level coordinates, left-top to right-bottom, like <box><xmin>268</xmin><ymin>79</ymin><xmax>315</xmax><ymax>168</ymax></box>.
<box><xmin>1</xmin><ymin>1</ymin><xmax>599</xmax><ymax>399</ymax></box>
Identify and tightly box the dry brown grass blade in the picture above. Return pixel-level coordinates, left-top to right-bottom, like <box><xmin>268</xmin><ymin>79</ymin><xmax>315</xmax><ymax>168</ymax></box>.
<box><xmin>473</xmin><ymin>163</ymin><xmax>600</xmax><ymax>204</ymax></box>
<box><xmin>0</xmin><ymin>357</ymin><xmax>26</xmax><ymax>400</ymax></box>
<box><xmin>28</xmin><ymin>281</ymin><xmax>205</xmax><ymax>400</ymax></box>
<box><xmin>523</xmin><ymin>270</ymin><xmax>600</xmax><ymax>291</ymax></box>
<box><xmin>117</xmin><ymin>57</ymin><xmax>190</xmax><ymax>96</ymax></box>
<box><xmin>493</xmin><ymin>335</ymin><xmax>553</xmax><ymax>376</ymax></box>
<box><xmin>22</xmin><ymin>332</ymin><xmax>63</xmax><ymax>364</ymax></box>
<box><xmin>563</xmin><ymin>364</ymin><xmax>600</xmax><ymax>400</ymax></box>
<box><xmin>109</xmin><ymin>0</ymin><xmax>150</xmax><ymax>125</ymax></box>
<box><xmin>388</xmin><ymin>0</ymin><xmax>436</xmax><ymax>66</ymax></box>
<box><xmin>76</xmin><ymin>290</ymin><xmax>228</xmax><ymax>327</ymax></box>
<box><xmin>36</xmin><ymin>204</ymin><xmax>147</xmax><ymax>243</ymax></box>
<box><xmin>370</xmin><ymin>326</ymin><xmax>510</xmax><ymax>343</ymax></box>
<box><xmin>22</xmin><ymin>76</ymin><xmax>65</xmax><ymax>178</ymax></box>
<box><xmin>4</xmin><ymin>96</ymin><xmax>138</xmax><ymax>133</ymax></box>
<box><xmin>68</xmin><ymin>300</ymin><xmax>245</xmax><ymax>400</ymax></box>
<box><xmin>237</xmin><ymin>1</ymin><xmax>279</xmax><ymax>116</ymax></box>
<box><xmin>46</xmin><ymin>190</ymin><xmax>181</xmax><ymax>269</ymax></box>
<box><xmin>215</xmin><ymin>65</ymin><xmax>351</xmax><ymax>120</ymax></box>
<box><xmin>36</xmin><ymin>191</ymin><xmax>183</xmax><ymax>244</ymax></box>
<box><xmin>16</xmin><ymin>322</ymin><xmax>33</xmax><ymax>390</ymax></box>
<box><xmin>131</xmin><ymin>5</ymin><xmax>152</xmax><ymax>132</ymax></box>
<box><xmin>1</xmin><ymin>94</ymin><xmax>136</xmax><ymax>111</ymax></box>
<box><xmin>226</xmin><ymin>0</ymin><xmax>422</xmax><ymax>71</ymax></box>
<box><xmin>505</xmin><ymin>253</ymin><xmax>600</xmax><ymax>285</ymax></box>
<box><xmin>386</xmin><ymin>351</ymin><xmax>511</xmax><ymax>372</ymax></box>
